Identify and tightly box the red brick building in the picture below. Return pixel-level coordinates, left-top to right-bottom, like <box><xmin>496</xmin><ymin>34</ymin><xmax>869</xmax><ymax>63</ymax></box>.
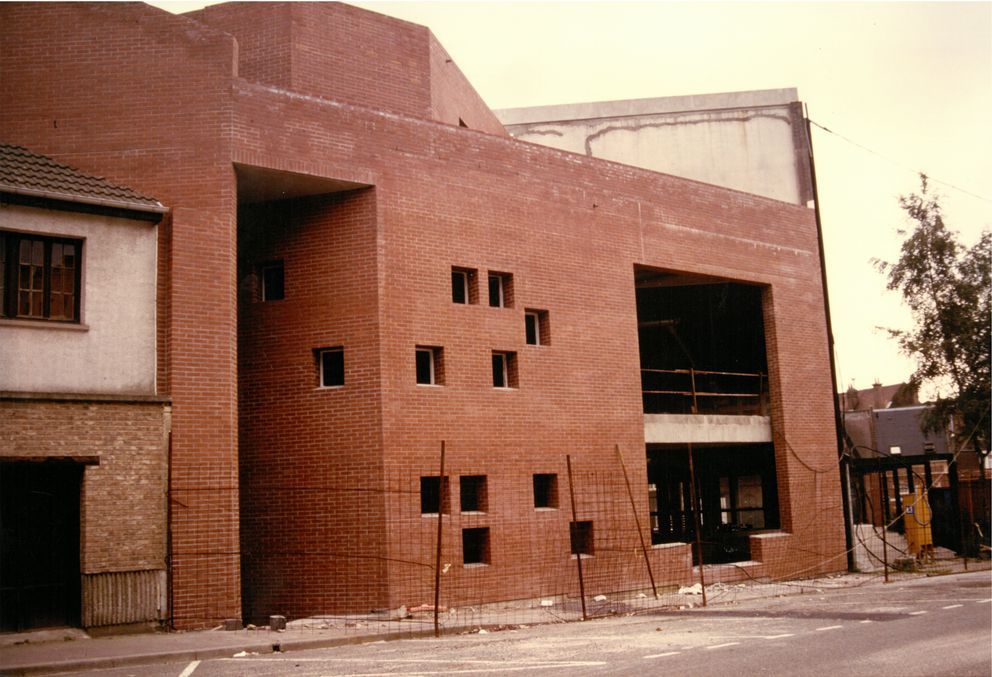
<box><xmin>1</xmin><ymin>2</ymin><xmax>846</xmax><ymax>629</ymax></box>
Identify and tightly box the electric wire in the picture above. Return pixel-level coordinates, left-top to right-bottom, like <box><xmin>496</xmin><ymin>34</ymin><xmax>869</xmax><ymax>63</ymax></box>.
<box><xmin>808</xmin><ymin>118</ymin><xmax>992</xmax><ymax>203</ymax></box>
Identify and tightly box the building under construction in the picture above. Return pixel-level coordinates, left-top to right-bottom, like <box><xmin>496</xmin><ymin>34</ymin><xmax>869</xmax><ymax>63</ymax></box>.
<box><xmin>0</xmin><ymin>2</ymin><xmax>846</xmax><ymax>630</ymax></box>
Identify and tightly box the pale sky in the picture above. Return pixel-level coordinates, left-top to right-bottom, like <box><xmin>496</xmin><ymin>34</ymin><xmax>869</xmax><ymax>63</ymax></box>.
<box><xmin>154</xmin><ymin>1</ymin><xmax>992</xmax><ymax>397</ymax></box>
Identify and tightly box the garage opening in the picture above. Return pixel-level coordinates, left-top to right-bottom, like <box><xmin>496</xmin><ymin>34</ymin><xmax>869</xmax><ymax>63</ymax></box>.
<box><xmin>0</xmin><ymin>462</ymin><xmax>82</xmax><ymax>631</ymax></box>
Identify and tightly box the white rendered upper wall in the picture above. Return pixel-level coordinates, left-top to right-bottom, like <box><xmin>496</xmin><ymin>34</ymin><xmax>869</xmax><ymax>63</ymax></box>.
<box><xmin>497</xmin><ymin>88</ymin><xmax>814</xmax><ymax>207</ymax></box>
<box><xmin>0</xmin><ymin>203</ymin><xmax>158</xmax><ymax>395</ymax></box>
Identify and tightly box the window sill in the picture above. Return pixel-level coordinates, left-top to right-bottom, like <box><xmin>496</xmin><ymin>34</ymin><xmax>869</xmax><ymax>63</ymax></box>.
<box><xmin>0</xmin><ymin>318</ymin><xmax>89</xmax><ymax>331</ymax></box>
<box><xmin>493</xmin><ymin>386</ymin><xmax>517</xmax><ymax>391</ymax></box>
<box><xmin>570</xmin><ymin>553</ymin><xmax>594</xmax><ymax>560</ymax></box>
<box><xmin>315</xmin><ymin>385</ymin><xmax>344</xmax><ymax>391</ymax></box>
<box><xmin>421</xmin><ymin>513</ymin><xmax>449</xmax><ymax>518</ymax></box>
<box><xmin>534</xmin><ymin>506</ymin><xmax>558</xmax><ymax>512</ymax></box>
<box><xmin>416</xmin><ymin>383</ymin><xmax>444</xmax><ymax>388</ymax></box>
<box><xmin>460</xmin><ymin>510</ymin><xmax>486</xmax><ymax>516</ymax></box>
<box><xmin>463</xmin><ymin>562</ymin><xmax>489</xmax><ymax>569</ymax></box>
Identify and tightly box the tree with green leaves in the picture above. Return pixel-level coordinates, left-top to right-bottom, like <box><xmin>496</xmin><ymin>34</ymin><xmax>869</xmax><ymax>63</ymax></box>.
<box><xmin>874</xmin><ymin>174</ymin><xmax>990</xmax><ymax>462</ymax></box>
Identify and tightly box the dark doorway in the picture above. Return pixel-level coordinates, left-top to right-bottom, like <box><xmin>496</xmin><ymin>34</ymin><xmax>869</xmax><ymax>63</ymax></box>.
<box><xmin>0</xmin><ymin>462</ymin><xmax>82</xmax><ymax>631</ymax></box>
<box><xmin>648</xmin><ymin>444</ymin><xmax>780</xmax><ymax>564</ymax></box>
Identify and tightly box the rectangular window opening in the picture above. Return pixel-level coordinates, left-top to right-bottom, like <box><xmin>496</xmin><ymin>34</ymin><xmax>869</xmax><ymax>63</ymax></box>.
<box><xmin>462</xmin><ymin>527</ymin><xmax>490</xmax><ymax>565</ymax></box>
<box><xmin>1</xmin><ymin>230</ymin><xmax>82</xmax><ymax>322</ymax></box>
<box><xmin>416</xmin><ymin>346</ymin><xmax>444</xmax><ymax>385</ymax></box>
<box><xmin>420</xmin><ymin>476</ymin><xmax>450</xmax><ymax>514</ymax></box>
<box><xmin>260</xmin><ymin>261</ymin><xmax>285</xmax><ymax>301</ymax></box>
<box><xmin>533</xmin><ymin>473</ymin><xmax>558</xmax><ymax>509</ymax></box>
<box><xmin>487</xmin><ymin>272</ymin><xmax>513</xmax><ymax>308</ymax></box>
<box><xmin>491</xmin><ymin>351</ymin><xmax>517</xmax><ymax>388</ymax></box>
<box><xmin>570</xmin><ymin>520</ymin><xmax>594</xmax><ymax>556</ymax></box>
<box><xmin>317</xmin><ymin>347</ymin><xmax>344</xmax><ymax>387</ymax></box>
<box><xmin>451</xmin><ymin>267</ymin><xmax>478</xmax><ymax>304</ymax></box>
<box><xmin>459</xmin><ymin>475</ymin><xmax>488</xmax><ymax>513</ymax></box>
<box><xmin>524</xmin><ymin>309</ymin><xmax>550</xmax><ymax>346</ymax></box>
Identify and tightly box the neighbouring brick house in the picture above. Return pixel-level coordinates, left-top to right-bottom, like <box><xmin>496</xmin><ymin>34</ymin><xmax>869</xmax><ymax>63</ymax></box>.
<box><xmin>0</xmin><ymin>144</ymin><xmax>169</xmax><ymax>631</ymax></box>
<box><xmin>0</xmin><ymin>2</ymin><xmax>847</xmax><ymax>630</ymax></box>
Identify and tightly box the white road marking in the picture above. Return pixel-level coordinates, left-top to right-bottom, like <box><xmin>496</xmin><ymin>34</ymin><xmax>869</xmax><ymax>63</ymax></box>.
<box><xmin>644</xmin><ymin>651</ymin><xmax>681</xmax><ymax>659</ymax></box>
<box><xmin>763</xmin><ymin>633</ymin><xmax>795</xmax><ymax>639</ymax></box>
<box><xmin>178</xmin><ymin>661</ymin><xmax>200</xmax><ymax>677</ymax></box>
<box><xmin>909</xmin><ymin>611</ymin><xmax>927</xmax><ymax>616</ymax></box>
<box><xmin>225</xmin><ymin>657</ymin><xmax>607</xmax><ymax>668</ymax></box>
<box><xmin>942</xmin><ymin>604</ymin><xmax>963</xmax><ymax>609</ymax></box>
<box><xmin>977</xmin><ymin>599</ymin><xmax>992</xmax><ymax>604</ymax></box>
<box><xmin>816</xmin><ymin>625</ymin><xmax>843</xmax><ymax>631</ymax></box>
<box><xmin>705</xmin><ymin>642</ymin><xmax>740</xmax><ymax>650</ymax></box>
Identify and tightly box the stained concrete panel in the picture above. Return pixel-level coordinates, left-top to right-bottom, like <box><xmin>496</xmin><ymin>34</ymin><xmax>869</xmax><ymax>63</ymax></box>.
<box><xmin>644</xmin><ymin>413</ymin><xmax>772</xmax><ymax>444</ymax></box>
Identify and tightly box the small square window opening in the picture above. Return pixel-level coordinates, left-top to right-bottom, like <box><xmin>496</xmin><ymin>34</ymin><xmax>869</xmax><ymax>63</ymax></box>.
<box><xmin>524</xmin><ymin>309</ymin><xmax>550</xmax><ymax>346</ymax></box>
<box><xmin>416</xmin><ymin>346</ymin><xmax>443</xmax><ymax>385</ymax></box>
<box><xmin>459</xmin><ymin>475</ymin><xmax>488</xmax><ymax>512</ymax></box>
<box><xmin>492</xmin><ymin>351</ymin><xmax>517</xmax><ymax>388</ymax></box>
<box><xmin>487</xmin><ymin>272</ymin><xmax>513</xmax><ymax>308</ymax></box>
<box><xmin>451</xmin><ymin>267</ymin><xmax>478</xmax><ymax>304</ymax></box>
<box><xmin>533</xmin><ymin>473</ymin><xmax>558</xmax><ymax>509</ymax></box>
<box><xmin>570</xmin><ymin>520</ymin><xmax>594</xmax><ymax>556</ymax></box>
<box><xmin>261</xmin><ymin>261</ymin><xmax>284</xmax><ymax>301</ymax></box>
<box><xmin>462</xmin><ymin>527</ymin><xmax>490</xmax><ymax>565</ymax></box>
<box><xmin>317</xmin><ymin>348</ymin><xmax>344</xmax><ymax>387</ymax></box>
<box><xmin>420</xmin><ymin>476</ymin><xmax>450</xmax><ymax>514</ymax></box>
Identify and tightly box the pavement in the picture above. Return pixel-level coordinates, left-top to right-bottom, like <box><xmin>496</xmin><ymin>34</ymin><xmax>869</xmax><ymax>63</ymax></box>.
<box><xmin>1</xmin><ymin>555</ymin><xmax>988</xmax><ymax>676</ymax></box>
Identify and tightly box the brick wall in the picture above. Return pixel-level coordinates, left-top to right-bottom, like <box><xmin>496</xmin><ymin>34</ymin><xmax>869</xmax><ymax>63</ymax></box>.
<box><xmin>237</xmin><ymin>190</ymin><xmax>388</xmax><ymax>620</ymax></box>
<box><xmin>231</xmin><ymin>78</ymin><xmax>846</xmax><ymax>609</ymax></box>
<box><xmin>0</xmin><ymin>398</ymin><xmax>168</xmax><ymax>574</ymax></box>
<box><xmin>429</xmin><ymin>35</ymin><xmax>508</xmax><ymax>135</ymax></box>
<box><xmin>0</xmin><ymin>2</ymin><xmax>242</xmax><ymax>628</ymax></box>
<box><xmin>192</xmin><ymin>2</ymin><xmax>433</xmax><ymax>119</ymax></box>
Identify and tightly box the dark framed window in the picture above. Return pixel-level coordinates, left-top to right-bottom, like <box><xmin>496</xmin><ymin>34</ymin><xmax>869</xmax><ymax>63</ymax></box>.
<box><xmin>524</xmin><ymin>309</ymin><xmax>550</xmax><ymax>346</ymax></box>
<box><xmin>533</xmin><ymin>473</ymin><xmax>558</xmax><ymax>509</ymax></box>
<box><xmin>462</xmin><ymin>527</ymin><xmax>490</xmax><ymax>565</ymax></box>
<box><xmin>0</xmin><ymin>230</ymin><xmax>82</xmax><ymax>322</ymax></box>
<box><xmin>420</xmin><ymin>476</ymin><xmax>450</xmax><ymax>514</ymax></box>
<box><xmin>317</xmin><ymin>347</ymin><xmax>344</xmax><ymax>387</ymax></box>
<box><xmin>459</xmin><ymin>475</ymin><xmax>488</xmax><ymax>513</ymax></box>
<box><xmin>487</xmin><ymin>272</ymin><xmax>513</xmax><ymax>308</ymax></box>
<box><xmin>492</xmin><ymin>351</ymin><xmax>517</xmax><ymax>388</ymax></box>
<box><xmin>260</xmin><ymin>261</ymin><xmax>284</xmax><ymax>301</ymax></box>
<box><xmin>416</xmin><ymin>346</ymin><xmax>443</xmax><ymax>385</ymax></box>
<box><xmin>570</xmin><ymin>520</ymin><xmax>594</xmax><ymax>556</ymax></box>
<box><xmin>451</xmin><ymin>267</ymin><xmax>477</xmax><ymax>304</ymax></box>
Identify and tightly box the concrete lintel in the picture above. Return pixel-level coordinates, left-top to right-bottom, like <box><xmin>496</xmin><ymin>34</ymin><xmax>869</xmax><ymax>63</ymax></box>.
<box><xmin>644</xmin><ymin>413</ymin><xmax>772</xmax><ymax>444</ymax></box>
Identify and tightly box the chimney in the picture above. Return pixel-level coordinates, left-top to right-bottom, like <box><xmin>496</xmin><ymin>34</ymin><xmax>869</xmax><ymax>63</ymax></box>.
<box><xmin>873</xmin><ymin>381</ymin><xmax>884</xmax><ymax>410</ymax></box>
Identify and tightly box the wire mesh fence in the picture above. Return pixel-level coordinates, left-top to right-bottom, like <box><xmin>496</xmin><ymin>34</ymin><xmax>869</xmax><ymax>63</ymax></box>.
<box><xmin>166</xmin><ymin>441</ymin><xmax>990</xmax><ymax>636</ymax></box>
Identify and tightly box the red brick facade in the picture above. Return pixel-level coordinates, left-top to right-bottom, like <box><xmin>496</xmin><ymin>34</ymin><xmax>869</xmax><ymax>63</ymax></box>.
<box><xmin>1</xmin><ymin>1</ymin><xmax>846</xmax><ymax>627</ymax></box>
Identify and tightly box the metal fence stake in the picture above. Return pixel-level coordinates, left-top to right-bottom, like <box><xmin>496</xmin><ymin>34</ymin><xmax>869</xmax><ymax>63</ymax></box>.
<box><xmin>566</xmin><ymin>454</ymin><xmax>588</xmax><ymax>621</ymax></box>
<box><xmin>434</xmin><ymin>440</ymin><xmax>445</xmax><ymax>637</ymax></box>
<box><xmin>616</xmin><ymin>444</ymin><xmax>659</xmax><ymax>599</ymax></box>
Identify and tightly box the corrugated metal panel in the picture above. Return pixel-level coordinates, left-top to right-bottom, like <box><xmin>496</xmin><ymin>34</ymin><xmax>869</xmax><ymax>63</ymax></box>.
<box><xmin>81</xmin><ymin>569</ymin><xmax>166</xmax><ymax>627</ymax></box>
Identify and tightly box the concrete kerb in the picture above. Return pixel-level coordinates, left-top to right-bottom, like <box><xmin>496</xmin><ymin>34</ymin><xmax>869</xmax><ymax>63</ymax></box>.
<box><xmin>0</xmin><ymin>629</ymin><xmax>435</xmax><ymax>676</ymax></box>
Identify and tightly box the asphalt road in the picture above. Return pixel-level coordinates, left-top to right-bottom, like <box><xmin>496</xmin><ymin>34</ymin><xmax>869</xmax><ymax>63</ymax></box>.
<box><xmin>75</xmin><ymin>570</ymin><xmax>991</xmax><ymax>677</ymax></box>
